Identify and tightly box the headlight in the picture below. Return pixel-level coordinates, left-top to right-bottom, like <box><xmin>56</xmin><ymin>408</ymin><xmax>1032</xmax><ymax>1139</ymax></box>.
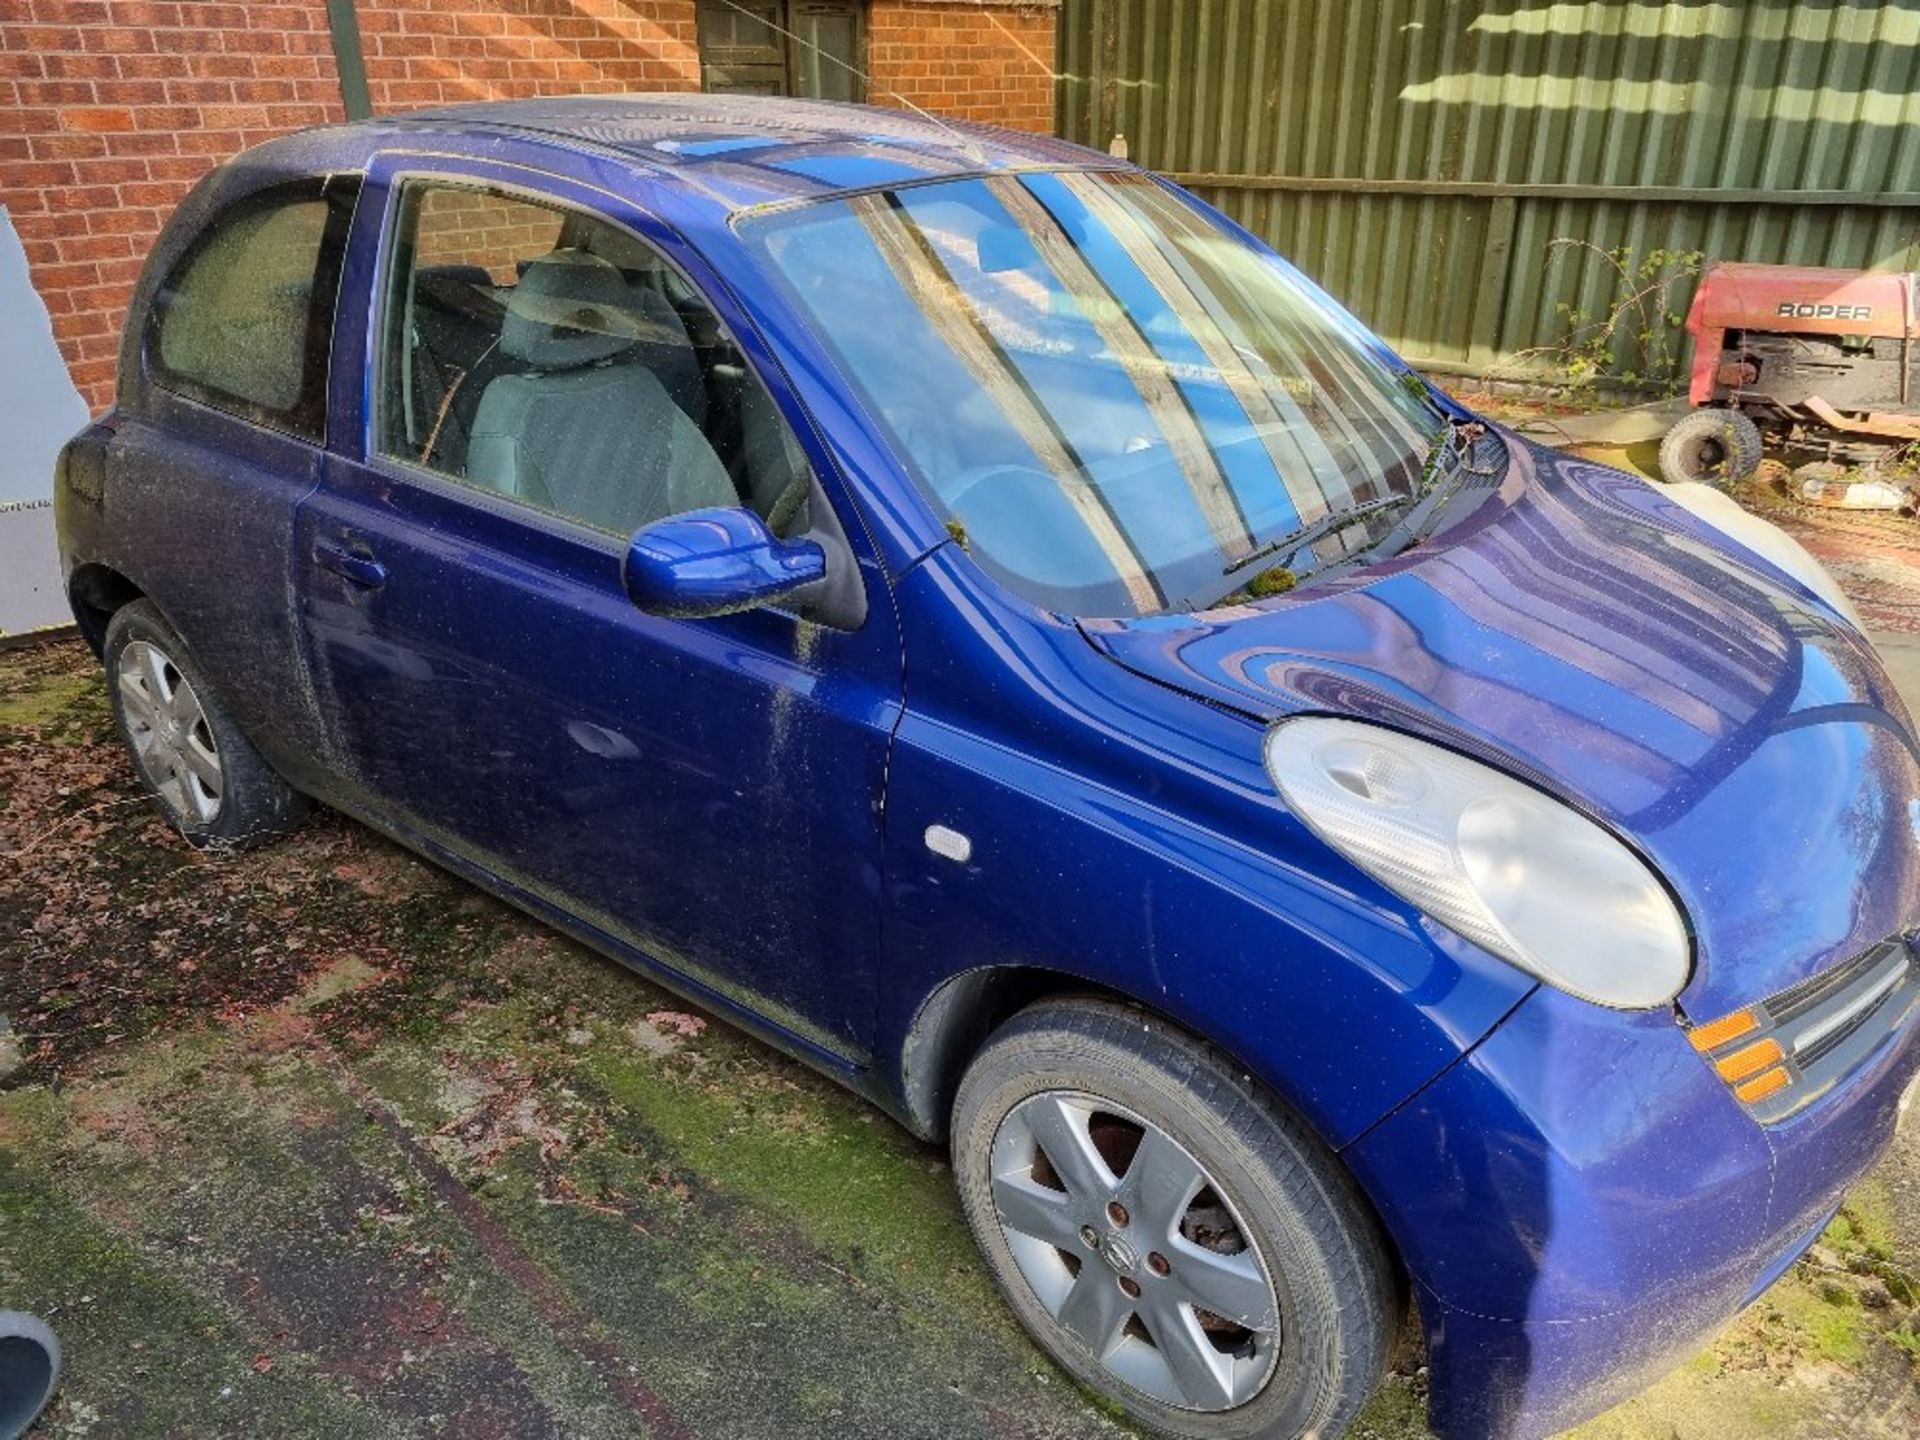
<box><xmin>1660</xmin><ymin>480</ymin><xmax>1866</xmax><ymax>633</ymax></box>
<box><xmin>1265</xmin><ymin>716</ymin><xmax>1692</xmax><ymax>1009</ymax></box>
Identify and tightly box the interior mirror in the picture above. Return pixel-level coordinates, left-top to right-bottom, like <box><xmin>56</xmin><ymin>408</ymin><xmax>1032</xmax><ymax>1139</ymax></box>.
<box><xmin>622</xmin><ymin>507</ymin><xmax>827</xmax><ymax>620</ymax></box>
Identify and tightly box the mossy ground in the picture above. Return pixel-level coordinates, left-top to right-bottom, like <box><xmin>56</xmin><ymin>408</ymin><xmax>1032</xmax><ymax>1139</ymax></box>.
<box><xmin>3</xmin><ymin>615</ymin><xmax>1917</xmax><ymax>1437</ymax></box>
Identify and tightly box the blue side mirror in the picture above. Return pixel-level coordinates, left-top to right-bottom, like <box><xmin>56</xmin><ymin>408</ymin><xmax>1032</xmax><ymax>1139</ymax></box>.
<box><xmin>622</xmin><ymin>506</ymin><xmax>827</xmax><ymax>620</ymax></box>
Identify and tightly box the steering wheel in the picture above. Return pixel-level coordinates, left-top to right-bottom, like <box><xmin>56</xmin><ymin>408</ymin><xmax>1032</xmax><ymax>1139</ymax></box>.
<box><xmin>876</xmin><ymin>366</ymin><xmax>967</xmax><ymax>484</ymax></box>
<box><xmin>935</xmin><ymin>463</ymin><xmax>1066</xmax><ymax>548</ymax></box>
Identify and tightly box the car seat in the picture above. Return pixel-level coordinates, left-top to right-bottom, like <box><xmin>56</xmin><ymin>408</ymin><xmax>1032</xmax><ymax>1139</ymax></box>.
<box><xmin>466</xmin><ymin>249</ymin><xmax>738</xmax><ymax>535</ymax></box>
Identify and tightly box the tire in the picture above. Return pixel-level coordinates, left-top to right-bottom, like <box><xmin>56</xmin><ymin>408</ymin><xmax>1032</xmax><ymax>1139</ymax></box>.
<box><xmin>103</xmin><ymin>600</ymin><xmax>307</xmax><ymax>849</ymax></box>
<box><xmin>952</xmin><ymin>998</ymin><xmax>1398</xmax><ymax>1440</ymax></box>
<box><xmin>1658</xmin><ymin>408</ymin><xmax>1763</xmax><ymax>487</ymax></box>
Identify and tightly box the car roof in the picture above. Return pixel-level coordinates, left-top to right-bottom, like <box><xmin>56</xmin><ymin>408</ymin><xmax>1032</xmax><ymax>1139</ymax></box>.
<box><xmin>378</xmin><ymin>94</ymin><xmax>1119</xmax><ymax>215</ymax></box>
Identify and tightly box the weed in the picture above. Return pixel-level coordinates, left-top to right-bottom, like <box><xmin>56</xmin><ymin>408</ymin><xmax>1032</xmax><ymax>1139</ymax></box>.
<box><xmin>1494</xmin><ymin>241</ymin><xmax>1704</xmax><ymax>395</ymax></box>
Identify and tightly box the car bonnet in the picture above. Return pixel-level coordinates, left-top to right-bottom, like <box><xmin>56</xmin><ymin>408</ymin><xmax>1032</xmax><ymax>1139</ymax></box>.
<box><xmin>1081</xmin><ymin>437</ymin><xmax>1920</xmax><ymax>1019</ymax></box>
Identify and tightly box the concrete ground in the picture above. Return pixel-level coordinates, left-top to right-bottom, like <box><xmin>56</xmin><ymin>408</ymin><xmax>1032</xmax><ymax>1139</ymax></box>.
<box><xmin>2</xmin><ymin>453</ymin><xmax>1917</xmax><ymax>1439</ymax></box>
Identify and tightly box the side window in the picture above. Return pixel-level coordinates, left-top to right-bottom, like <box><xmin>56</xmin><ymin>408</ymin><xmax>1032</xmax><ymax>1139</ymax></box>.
<box><xmin>378</xmin><ymin>180</ymin><xmax>813</xmax><ymax>540</ymax></box>
<box><xmin>146</xmin><ymin>176</ymin><xmax>359</xmax><ymax>441</ymax></box>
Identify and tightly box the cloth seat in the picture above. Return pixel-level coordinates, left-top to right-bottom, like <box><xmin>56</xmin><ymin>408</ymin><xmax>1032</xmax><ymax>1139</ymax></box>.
<box><xmin>466</xmin><ymin>249</ymin><xmax>737</xmax><ymax>535</ymax></box>
<box><xmin>623</xmin><ymin>278</ymin><xmax>707</xmax><ymax>429</ymax></box>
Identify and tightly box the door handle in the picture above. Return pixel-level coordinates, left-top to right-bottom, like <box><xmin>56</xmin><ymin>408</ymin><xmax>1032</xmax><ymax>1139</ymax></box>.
<box><xmin>312</xmin><ymin>539</ymin><xmax>388</xmax><ymax>588</ymax></box>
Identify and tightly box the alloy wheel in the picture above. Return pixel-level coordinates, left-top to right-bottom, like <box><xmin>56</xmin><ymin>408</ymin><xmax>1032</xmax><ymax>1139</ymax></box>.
<box><xmin>988</xmin><ymin>1090</ymin><xmax>1281</xmax><ymax>1412</ymax></box>
<box><xmin>117</xmin><ymin>639</ymin><xmax>223</xmax><ymax>825</ymax></box>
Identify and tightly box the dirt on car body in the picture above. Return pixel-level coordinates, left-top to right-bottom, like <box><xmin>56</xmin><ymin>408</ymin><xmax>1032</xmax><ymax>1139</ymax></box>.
<box><xmin>2</xmin><ymin>631</ymin><xmax>1916</xmax><ymax>1439</ymax></box>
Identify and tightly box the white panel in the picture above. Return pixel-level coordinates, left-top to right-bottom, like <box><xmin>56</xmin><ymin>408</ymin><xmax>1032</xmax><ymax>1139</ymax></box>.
<box><xmin>0</xmin><ymin>206</ymin><xmax>91</xmax><ymax>505</ymax></box>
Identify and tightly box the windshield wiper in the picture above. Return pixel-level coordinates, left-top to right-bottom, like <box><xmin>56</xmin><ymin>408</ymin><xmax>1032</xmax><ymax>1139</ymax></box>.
<box><xmin>1221</xmin><ymin>494</ymin><xmax>1414</xmax><ymax>577</ymax></box>
<box><xmin>1423</xmin><ymin>415</ymin><xmax>1492</xmax><ymax>484</ymax></box>
<box><xmin>1221</xmin><ymin>417</ymin><xmax>1490</xmax><ymax>582</ymax></box>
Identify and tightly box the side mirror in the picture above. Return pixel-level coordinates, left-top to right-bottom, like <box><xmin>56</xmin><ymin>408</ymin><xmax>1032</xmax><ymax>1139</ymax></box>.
<box><xmin>622</xmin><ymin>506</ymin><xmax>827</xmax><ymax>620</ymax></box>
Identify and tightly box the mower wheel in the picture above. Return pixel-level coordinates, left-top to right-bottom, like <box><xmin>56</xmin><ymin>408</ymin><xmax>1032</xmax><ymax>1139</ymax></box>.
<box><xmin>1658</xmin><ymin>408</ymin><xmax>1763</xmax><ymax>487</ymax></box>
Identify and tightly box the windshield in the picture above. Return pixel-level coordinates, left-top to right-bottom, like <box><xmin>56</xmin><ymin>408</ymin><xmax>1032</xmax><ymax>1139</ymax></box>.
<box><xmin>740</xmin><ymin>170</ymin><xmax>1443</xmax><ymax>616</ymax></box>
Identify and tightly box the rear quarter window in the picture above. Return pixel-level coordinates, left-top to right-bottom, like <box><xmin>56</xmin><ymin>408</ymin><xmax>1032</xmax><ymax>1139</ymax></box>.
<box><xmin>144</xmin><ymin>175</ymin><xmax>360</xmax><ymax>441</ymax></box>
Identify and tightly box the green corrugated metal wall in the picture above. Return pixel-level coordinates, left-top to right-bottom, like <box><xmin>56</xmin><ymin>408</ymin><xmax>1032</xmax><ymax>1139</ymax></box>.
<box><xmin>1056</xmin><ymin>1</ymin><xmax>1920</xmax><ymax>386</ymax></box>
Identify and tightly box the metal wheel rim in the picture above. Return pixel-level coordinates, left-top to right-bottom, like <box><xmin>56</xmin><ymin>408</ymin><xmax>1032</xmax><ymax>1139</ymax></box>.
<box><xmin>117</xmin><ymin>639</ymin><xmax>222</xmax><ymax>825</ymax></box>
<box><xmin>988</xmin><ymin>1090</ymin><xmax>1281</xmax><ymax>1412</ymax></box>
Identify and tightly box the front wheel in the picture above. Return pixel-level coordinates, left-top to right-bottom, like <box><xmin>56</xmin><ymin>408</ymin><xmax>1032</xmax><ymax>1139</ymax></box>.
<box><xmin>952</xmin><ymin>999</ymin><xmax>1398</xmax><ymax>1440</ymax></box>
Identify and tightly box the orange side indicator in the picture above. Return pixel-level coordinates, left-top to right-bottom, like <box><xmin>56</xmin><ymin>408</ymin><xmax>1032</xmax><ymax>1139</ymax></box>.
<box><xmin>1689</xmin><ymin>1009</ymin><xmax>1758</xmax><ymax>1052</ymax></box>
<box><xmin>1734</xmin><ymin>1067</ymin><xmax>1791</xmax><ymax>1104</ymax></box>
<box><xmin>1715</xmin><ymin>1038</ymin><xmax>1784</xmax><ymax>1083</ymax></box>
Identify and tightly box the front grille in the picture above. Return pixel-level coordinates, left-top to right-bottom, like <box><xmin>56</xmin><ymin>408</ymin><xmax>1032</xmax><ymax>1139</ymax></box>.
<box><xmin>1685</xmin><ymin>934</ymin><xmax>1918</xmax><ymax>1124</ymax></box>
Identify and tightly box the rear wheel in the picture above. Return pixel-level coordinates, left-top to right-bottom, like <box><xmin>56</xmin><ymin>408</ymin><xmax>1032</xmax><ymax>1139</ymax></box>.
<box><xmin>1658</xmin><ymin>408</ymin><xmax>1763</xmax><ymax>487</ymax></box>
<box><xmin>104</xmin><ymin>601</ymin><xmax>307</xmax><ymax>849</ymax></box>
<box><xmin>952</xmin><ymin>998</ymin><xmax>1397</xmax><ymax>1440</ymax></box>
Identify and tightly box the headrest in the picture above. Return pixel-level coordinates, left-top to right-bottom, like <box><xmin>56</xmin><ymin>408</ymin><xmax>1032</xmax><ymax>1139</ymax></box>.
<box><xmin>499</xmin><ymin>249</ymin><xmax>646</xmax><ymax>370</ymax></box>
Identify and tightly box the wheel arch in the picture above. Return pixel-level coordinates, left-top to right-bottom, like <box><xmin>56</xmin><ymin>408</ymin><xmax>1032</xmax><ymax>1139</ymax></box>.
<box><xmin>898</xmin><ymin>964</ymin><xmax>1075</xmax><ymax>1142</ymax></box>
<box><xmin>67</xmin><ymin>563</ymin><xmax>145</xmax><ymax>655</ymax></box>
<box><xmin>897</xmin><ymin>963</ymin><xmax>1378</xmax><ymax>1174</ymax></box>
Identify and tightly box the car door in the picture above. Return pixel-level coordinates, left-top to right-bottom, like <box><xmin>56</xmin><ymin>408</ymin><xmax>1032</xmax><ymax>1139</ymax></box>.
<box><xmin>103</xmin><ymin>174</ymin><xmax>359</xmax><ymax>788</ymax></box>
<box><xmin>295</xmin><ymin>154</ymin><xmax>903</xmax><ymax>1063</ymax></box>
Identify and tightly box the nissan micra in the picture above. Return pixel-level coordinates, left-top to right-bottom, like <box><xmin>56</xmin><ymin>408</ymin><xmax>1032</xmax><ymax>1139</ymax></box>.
<box><xmin>54</xmin><ymin>97</ymin><xmax>1920</xmax><ymax>1440</ymax></box>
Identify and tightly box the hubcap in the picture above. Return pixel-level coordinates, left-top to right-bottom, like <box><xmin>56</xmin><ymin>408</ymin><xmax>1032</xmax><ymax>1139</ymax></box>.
<box><xmin>117</xmin><ymin>640</ymin><xmax>222</xmax><ymax>825</ymax></box>
<box><xmin>988</xmin><ymin>1091</ymin><xmax>1280</xmax><ymax>1412</ymax></box>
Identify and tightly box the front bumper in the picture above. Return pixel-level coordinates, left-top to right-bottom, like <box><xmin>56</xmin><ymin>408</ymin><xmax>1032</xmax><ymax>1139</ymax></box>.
<box><xmin>1345</xmin><ymin>953</ymin><xmax>1920</xmax><ymax>1439</ymax></box>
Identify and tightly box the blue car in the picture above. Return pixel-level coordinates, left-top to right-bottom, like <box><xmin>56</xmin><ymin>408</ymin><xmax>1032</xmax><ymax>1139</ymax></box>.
<box><xmin>54</xmin><ymin>97</ymin><xmax>1920</xmax><ymax>1440</ymax></box>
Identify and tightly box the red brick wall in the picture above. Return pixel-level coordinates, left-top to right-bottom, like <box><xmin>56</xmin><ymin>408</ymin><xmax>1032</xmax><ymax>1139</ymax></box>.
<box><xmin>2</xmin><ymin>0</ymin><xmax>1058</xmax><ymax>414</ymax></box>
<box><xmin>355</xmin><ymin>0</ymin><xmax>700</xmax><ymax>112</ymax></box>
<box><xmin>410</xmin><ymin>184</ymin><xmax>564</xmax><ymax>279</ymax></box>
<box><xmin>0</xmin><ymin>1</ymin><xmax>348</xmax><ymax>411</ymax></box>
<box><xmin>868</xmin><ymin>1</ymin><xmax>1057</xmax><ymax>134</ymax></box>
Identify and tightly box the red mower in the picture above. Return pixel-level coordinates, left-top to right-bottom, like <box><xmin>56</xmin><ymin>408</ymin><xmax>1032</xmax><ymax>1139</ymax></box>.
<box><xmin>1664</xmin><ymin>260</ymin><xmax>1920</xmax><ymax>507</ymax></box>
